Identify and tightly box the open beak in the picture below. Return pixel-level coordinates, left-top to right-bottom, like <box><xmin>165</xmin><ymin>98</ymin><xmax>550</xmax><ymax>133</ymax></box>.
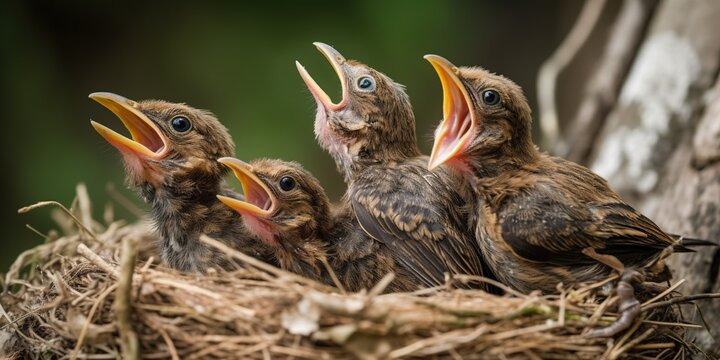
<box><xmin>89</xmin><ymin>92</ymin><xmax>170</xmax><ymax>160</ymax></box>
<box><xmin>295</xmin><ymin>42</ymin><xmax>349</xmax><ymax>112</ymax></box>
<box><xmin>217</xmin><ymin>158</ymin><xmax>277</xmax><ymax>218</ymax></box>
<box><xmin>425</xmin><ymin>55</ymin><xmax>477</xmax><ymax>171</ymax></box>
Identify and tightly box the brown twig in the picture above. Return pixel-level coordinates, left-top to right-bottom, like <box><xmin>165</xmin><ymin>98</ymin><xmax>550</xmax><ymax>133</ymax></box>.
<box><xmin>537</xmin><ymin>0</ymin><xmax>608</xmax><ymax>152</ymax></box>
<box><xmin>76</xmin><ymin>243</ymin><xmax>119</xmax><ymax>278</ymax></box>
<box><xmin>69</xmin><ymin>283</ymin><xmax>118</xmax><ymax>360</ymax></box>
<box><xmin>76</xmin><ymin>183</ymin><xmax>94</xmax><ymax>234</ymax></box>
<box><xmin>6</xmin><ymin>196</ymin><xmax>719</xmax><ymax>359</ymax></box>
<box><xmin>563</xmin><ymin>0</ymin><xmax>658</xmax><ymax>162</ymax></box>
<box><xmin>199</xmin><ymin>235</ymin><xmax>337</xmax><ymax>292</ymax></box>
<box><xmin>115</xmin><ymin>236</ymin><xmax>139</xmax><ymax>360</ymax></box>
<box><xmin>642</xmin><ymin>293</ymin><xmax>720</xmax><ymax>312</ymax></box>
<box><xmin>319</xmin><ymin>255</ymin><xmax>346</xmax><ymax>294</ymax></box>
<box><xmin>368</xmin><ymin>272</ymin><xmax>395</xmax><ymax>297</ymax></box>
<box><xmin>641</xmin><ymin>319</ymin><xmax>701</xmax><ymax>328</ymax></box>
<box><xmin>18</xmin><ymin>201</ymin><xmax>98</xmax><ymax>242</ymax></box>
<box><xmin>157</xmin><ymin>326</ymin><xmax>180</xmax><ymax>360</ymax></box>
<box><xmin>24</xmin><ymin>224</ymin><xmax>50</xmax><ymax>240</ymax></box>
<box><xmin>642</xmin><ymin>279</ymin><xmax>685</xmax><ymax>306</ymax></box>
<box><xmin>609</xmin><ymin>327</ymin><xmax>655</xmax><ymax>359</ymax></box>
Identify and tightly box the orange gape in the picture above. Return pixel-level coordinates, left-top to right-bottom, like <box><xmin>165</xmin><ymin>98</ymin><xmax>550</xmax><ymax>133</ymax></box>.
<box><xmin>218</xmin><ymin>157</ymin><xmax>415</xmax><ymax>293</ymax></box>
<box><xmin>425</xmin><ymin>55</ymin><xmax>707</xmax><ymax>337</ymax></box>
<box><xmin>296</xmin><ymin>43</ymin><xmax>491</xmax><ymax>291</ymax></box>
<box><xmin>90</xmin><ymin>92</ymin><xmax>274</xmax><ymax>273</ymax></box>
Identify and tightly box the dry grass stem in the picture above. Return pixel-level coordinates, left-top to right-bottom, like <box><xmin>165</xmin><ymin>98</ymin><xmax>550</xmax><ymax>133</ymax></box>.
<box><xmin>115</xmin><ymin>236</ymin><xmax>139</xmax><ymax>360</ymax></box>
<box><xmin>3</xmin><ymin>191</ymin><xmax>719</xmax><ymax>359</ymax></box>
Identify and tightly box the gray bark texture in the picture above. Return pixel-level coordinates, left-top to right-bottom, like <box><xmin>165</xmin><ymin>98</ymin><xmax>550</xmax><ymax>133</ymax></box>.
<box><xmin>579</xmin><ymin>0</ymin><xmax>720</xmax><ymax>354</ymax></box>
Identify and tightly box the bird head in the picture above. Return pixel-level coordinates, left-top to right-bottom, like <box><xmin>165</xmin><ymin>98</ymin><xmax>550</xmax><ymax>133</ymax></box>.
<box><xmin>424</xmin><ymin>55</ymin><xmax>535</xmax><ymax>173</ymax></box>
<box><xmin>216</xmin><ymin>157</ymin><xmax>331</xmax><ymax>247</ymax></box>
<box><xmin>296</xmin><ymin>42</ymin><xmax>418</xmax><ymax>176</ymax></box>
<box><xmin>90</xmin><ymin>92</ymin><xmax>235</xmax><ymax>189</ymax></box>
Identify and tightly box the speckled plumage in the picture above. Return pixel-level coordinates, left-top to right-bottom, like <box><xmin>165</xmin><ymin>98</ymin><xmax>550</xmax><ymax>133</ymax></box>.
<box><xmin>298</xmin><ymin>44</ymin><xmax>488</xmax><ymax>289</ymax></box>
<box><xmin>472</xmin><ymin>156</ymin><xmax>677</xmax><ymax>292</ymax></box>
<box><xmin>221</xmin><ymin>159</ymin><xmax>414</xmax><ymax>292</ymax></box>
<box><xmin>92</xmin><ymin>96</ymin><xmax>273</xmax><ymax>272</ymax></box>
<box><xmin>329</xmin><ymin>200</ymin><xmax>419</xmax><ymax>292</ymax></box>
<box><xmin>426</xmin><ymin>58</ymin><xmax>697</xmax><ymax>336</ymax></box>
<box><xmin>428</xmin><ymin>63</ymin><xmax>681</xmax><ymax>292</ymax></box>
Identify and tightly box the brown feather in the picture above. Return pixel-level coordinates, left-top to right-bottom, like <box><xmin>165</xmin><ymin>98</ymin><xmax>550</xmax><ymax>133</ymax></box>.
<box><xmin>234</xmin><ymin>159</ymin><xmax>415</xmax><ymax>292</ymax></box>
<box><xmin>97</xmin><ymin>99</ymin><xmax>275</xmax><ymax>272</ymax></box>
<box><xmin>435</xmin><ymin>65</ymin><xmax>683</xmax><ymax>293</ymax></box>
<box><xmin>302</xmin><ymin>47</ymin><xmax>491</xmax><ymax>289</ymax></box>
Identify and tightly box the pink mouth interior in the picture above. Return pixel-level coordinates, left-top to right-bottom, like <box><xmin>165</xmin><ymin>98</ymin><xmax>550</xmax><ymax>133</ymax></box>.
<box><xmin>236</xmin><ymin>175</ymin><xmax>277</xmax><ymax>245</ymax></box>
<box><xmin>450</xmin><ymin>99</ymin><xmax>472</xmax><ymax>142</ymax></box>
<box><xmin>129</xmin><ymin>119</ymin><xmax>165</xmax><ymax>154</ymax></box>
<box><xmin>437</xmin><ymin>84</ymin><xmax>473</xmax><ymax>156</ymax></box>
<box><xmin>243</xmin><ymin>180</ymin><xmax>273</xmax><ymax>212</ymax></box>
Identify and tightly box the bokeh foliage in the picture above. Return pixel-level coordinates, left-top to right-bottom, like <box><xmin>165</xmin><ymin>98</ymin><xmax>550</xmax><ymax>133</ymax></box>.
<box><xmin>0</xmin><ymin>1</ymin><xmax>578</xmax><ymax>268</ymax></box>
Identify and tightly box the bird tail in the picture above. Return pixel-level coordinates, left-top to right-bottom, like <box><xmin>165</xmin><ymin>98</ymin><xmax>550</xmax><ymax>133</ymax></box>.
<box><xmin>669</xmin><ymin>233</ymin><xmax>717</xmax><ymax>253</ymax></box>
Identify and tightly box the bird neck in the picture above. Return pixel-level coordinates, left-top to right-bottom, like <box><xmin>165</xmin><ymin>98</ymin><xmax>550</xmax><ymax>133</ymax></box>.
<box><xmin>341</xmin><ymin>141</ymin><xmax>422</xmax><ymax>181</ymax></box>
<box><xmin>372</xmin><ymin>142</ymin><xmax>423</xmax><ymax>163</ymax></box>
<box><xmin>329</xmin><ymin>106</ymin><xmax>421</xmax><ymax>181</ymax></box>
<box><xmin>468</xmin><ymin>141</ymin><xmax>539</xmax><ymax>180</ymax></box>
<box><xmin>140</xmin><ymin>168</ymin><xmax>227</xmax><ymax>248</ymax></box>
<box><xmin>274</xmin><ymin>231</ymin><xmax>327</xmax><ymax>279</ymax></box>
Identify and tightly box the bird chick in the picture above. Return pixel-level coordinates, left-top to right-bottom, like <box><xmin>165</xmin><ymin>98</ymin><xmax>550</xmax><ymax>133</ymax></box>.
<box><xmin>297</xmin><ymin>43</ymin><xmax>489</xmax><ymax>289</ymax></box>
<box><xmin>217</xmin><ymin>158</ymin><xmax>413</xmax><ymax>291</ymax></box>
<box><xmin>90</xmin><ymin>92</ymin><xmax>273</xmax><ymax>272</ymax></box>
<box><xmin>424</xmin><ymin>55</ymin><xmax>702</xmax><ymax>337</ymax></box>
<box><xmin>216</xmin><ymin>158</ymin><xmax>330</xmax><ymax>279</ymax></box>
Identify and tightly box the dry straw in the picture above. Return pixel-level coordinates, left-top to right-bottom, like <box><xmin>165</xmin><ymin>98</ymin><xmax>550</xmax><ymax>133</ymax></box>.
<box><xmin>1</xmin><ymin>185</ymin><xmax>718</xmax><ymax>359</ymax></box>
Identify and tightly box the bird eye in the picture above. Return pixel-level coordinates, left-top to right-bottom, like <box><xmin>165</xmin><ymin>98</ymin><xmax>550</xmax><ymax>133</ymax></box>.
<box><xmin>356</xmin><ymin>76</ymin><xmax>376</xmax><ymax>92</ymax></box>
<box><xmin>279</xmin><ymin>176</ymin><xmax>296</xmax><ymax>191</ymax></box>
<box><xmin>482</xmin><ymin>90</ymin><xmax>501</xmax><ymax>106</ymax></box>
<box><xmin>170</xmin><ymin>116</ymin><xmax>192</xmax><ymax>133</ymax></box>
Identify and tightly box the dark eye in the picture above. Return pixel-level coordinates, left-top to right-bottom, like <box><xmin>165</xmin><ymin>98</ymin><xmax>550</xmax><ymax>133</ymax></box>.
<box><xmin>356</xmin><ymin>76</ymin><xmax>376</xmax><ymax>92</ymax></box>
<box><xmin>279</xmin><ymin>176</ymin><xmax>296</xmax><ymax>191</ymax></box>
<box><xmin>171</xmin><ymin>116</ymin><xmax>192</xmax><ymax>132</ymax></box>
<box><xmin>482</xmin><ymin>90</ymin><xmax>501</xmax><ymax>106</ymax></box>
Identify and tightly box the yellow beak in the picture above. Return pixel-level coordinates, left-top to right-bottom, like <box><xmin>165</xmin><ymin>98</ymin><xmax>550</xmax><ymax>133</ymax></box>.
<box><xmin>295</xmin><ymin>42</ymin><xmax>349</xmax><ymax>111</ymax></box>
<box><xmin>89</xmin><ymin>92</ymin><xmax>169</xmax><ymax>160</ymax></box>
<box><xmin>424</xmin><ymin>55</ymin><xmax>477</xmax><ymax>171</ymax></box>
<box><xmin>216</xmin><ymin>157</ymin><xmax>277</xmax><ymax>218</ymax></box>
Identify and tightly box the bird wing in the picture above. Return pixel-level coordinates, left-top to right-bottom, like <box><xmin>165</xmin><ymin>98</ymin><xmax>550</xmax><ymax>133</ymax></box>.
<box><xmin>498</xmin><ymin>190</ymin><xmax>675</xmax><ymax>267</ymax></box>
<box><xmin>351</xmin><ymin>162</ymin><xmax>485</xmax><ymax>288</ymax></box>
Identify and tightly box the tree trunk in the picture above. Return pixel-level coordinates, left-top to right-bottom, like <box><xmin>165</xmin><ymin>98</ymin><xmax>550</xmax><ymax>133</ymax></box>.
<box><xmin>576</xmin><ymin>0</ymin><xmax>720</xmax><ymax>353</ymax></box>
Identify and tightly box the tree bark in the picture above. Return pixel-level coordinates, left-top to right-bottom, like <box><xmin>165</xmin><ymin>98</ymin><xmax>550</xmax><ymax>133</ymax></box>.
<box><xmin>562</xmin><ymin>0</ymin><xmax>657</xmax><ymax>163</ymax></box>
<box><xmin>579</xmin><ymin>0</ymin><xmax>720</xmax><ymax>353</ymax></box>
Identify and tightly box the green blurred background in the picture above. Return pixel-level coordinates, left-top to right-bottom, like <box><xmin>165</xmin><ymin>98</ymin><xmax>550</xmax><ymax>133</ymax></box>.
<box><xmin>0</xmin><ymin>1</ymin><xmax>584</xmax><ymax>269</ymax></box>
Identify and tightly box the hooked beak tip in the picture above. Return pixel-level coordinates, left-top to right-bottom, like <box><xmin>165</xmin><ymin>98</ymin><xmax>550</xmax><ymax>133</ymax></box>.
<box><xmin>296</xmin><ymin>43</ymin><xmax>348</xmax><ymax>111</ymax></box>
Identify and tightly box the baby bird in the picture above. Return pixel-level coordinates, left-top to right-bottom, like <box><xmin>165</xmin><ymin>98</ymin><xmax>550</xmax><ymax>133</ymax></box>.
<box><xmin>217</xmin><ymin>158</ymin><xmax>413</xmax><ymax>291</ymax></box>
<box><xmin>297</xmin><ymin>43</ymin><xmax>488</xmax><ymax>289</ymax></box>
<box><xmin>216</xmin><ymin>158</ymin><xmax>330</xmax><ymax>278</ymax></box>
<box><xmin>90</xmin><ymin>92</ymin><xmax>273</xmax><ymax>272</ymax></box>
<box><xmin>424</xmin><ymin>55</ymin><xmax>704</xmax><ymax>337</ymax></box>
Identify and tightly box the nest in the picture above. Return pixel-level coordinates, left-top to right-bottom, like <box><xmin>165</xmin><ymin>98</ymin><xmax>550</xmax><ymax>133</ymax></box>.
<box><xmin>1</xmin><ymin>185</ymin><xmax>718</xmax><ymax>359</ymax></box>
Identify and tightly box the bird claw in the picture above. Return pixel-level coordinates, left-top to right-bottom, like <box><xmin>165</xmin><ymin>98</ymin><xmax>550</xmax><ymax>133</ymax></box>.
<box><xmin>586</xmin><ymin>298</ymin><xmax>641</xmax><ymax>338</ymax></box>
<box><xmin>586</xmin><ymin>269</ymin><xmax>644</xmax><ymax>338</ymax></box>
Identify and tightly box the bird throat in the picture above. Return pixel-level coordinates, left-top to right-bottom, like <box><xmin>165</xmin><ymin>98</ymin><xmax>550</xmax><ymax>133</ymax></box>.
<box><xmin>240</xmin><ymin>214</ymin><xmax>278</xmax><ymax>246</ymax></box>
<box><xmin>140</xmin><ymin>166</ymin><xmax>225</xmax><ymax>252</ymax></box>
<box><xmin>123</xmin><ymin>154</ymin><xmax>165</xmax><ymax>189</ymax></box>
